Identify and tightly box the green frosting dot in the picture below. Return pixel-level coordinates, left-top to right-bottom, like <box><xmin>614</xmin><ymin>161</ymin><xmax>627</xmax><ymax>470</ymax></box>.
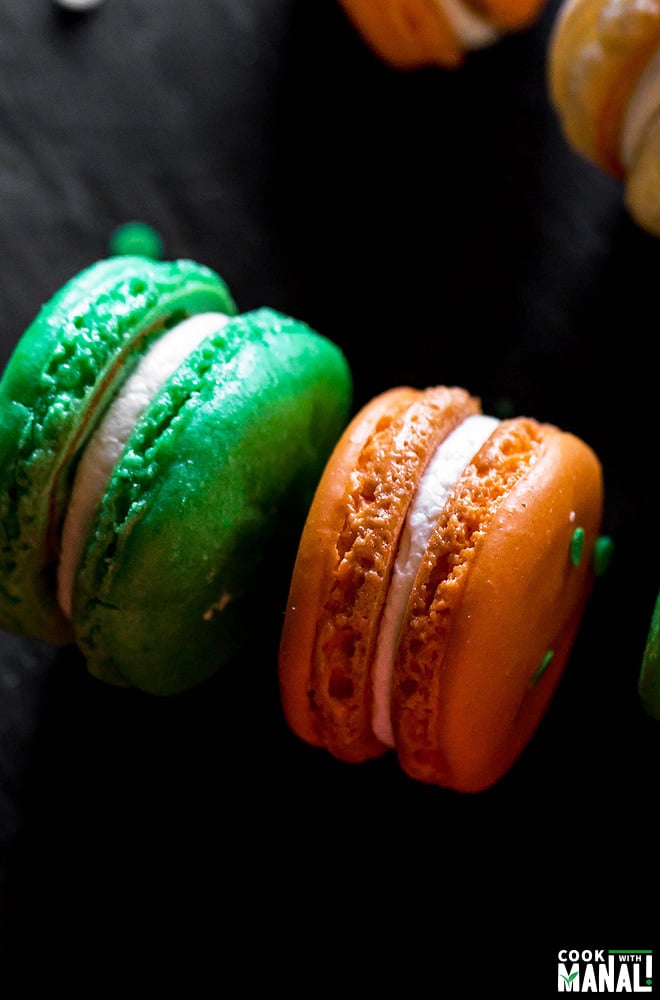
<box><xmin>570</xmin><ymin>526</ymin><xmax>585</xmax><ymax>566</ymax></box>
<box><xmin>593</xmin><ymin>535</ymin><xmax>614</xmax><ymax>577</ymax></box>
<box><xmin>109</xmin><ymin>222</ymin><xmax>164</xmax><ymax>261</ymax></box>
<box><xmin>531</xmin><ymin>649</ymin><xmax>554</xmax><ymax>687</ymax></box>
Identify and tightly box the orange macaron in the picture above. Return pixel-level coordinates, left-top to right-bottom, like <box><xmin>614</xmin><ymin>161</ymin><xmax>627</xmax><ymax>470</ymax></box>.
<box><xmin>279</xmin><ymin>385</ymin><xmax>606</xmax><ymax>792</ymax></box>
<box><xmin>548</xmin><ymin>0</ymin><xmax>660</xmax><ymax>235</ymax></box>
<box><xmin>337</xmin><ymin>0</ymin><xmax>549</xmax><ymax>70</ymax></box>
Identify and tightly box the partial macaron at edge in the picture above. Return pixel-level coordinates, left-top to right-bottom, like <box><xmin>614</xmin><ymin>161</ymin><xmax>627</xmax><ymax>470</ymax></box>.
<box><xmin>338</xmin><ymin>0</ymin><xmax>547</xmax><ymax>71</ymax></box>
<box><xmin>639</xmin><ymin>589</ymin><xmax>660</xmax><ymax>721</ymax></box>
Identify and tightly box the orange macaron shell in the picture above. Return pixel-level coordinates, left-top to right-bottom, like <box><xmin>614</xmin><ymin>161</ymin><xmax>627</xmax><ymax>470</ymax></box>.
<box><xmin>391</xmin><ymin>420</ymin><xmax>604</xmax><ymax>792</ymax></box>
<box><xmin>473</xmin><ymin>0</ymin><xmax>548</xmax><ymax>32</ymax></box>
<box><xmin>338</xmin><ymin>0</ymin><xmax>465</xmax><ymax>70</ymax></box>
<box><xmin>278</xmin><ymin>385</ymin><xmax>480</xmax><ymax>762</ymax></box>
<box><xmin>279</xmin><ymin>387</ymin><xmax>417</xmax><ymax>750</ymax></box>
<box><xmin>338</xmin><ymin>0</ymin><xmax>549</xmax><ymax>71</ymax></box>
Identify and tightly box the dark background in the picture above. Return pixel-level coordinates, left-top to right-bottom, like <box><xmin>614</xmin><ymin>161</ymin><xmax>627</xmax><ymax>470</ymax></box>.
<box><xmin>0</xmin><ymin>0</ymin><xmax>657</xmax><ymax>989</ymax></box>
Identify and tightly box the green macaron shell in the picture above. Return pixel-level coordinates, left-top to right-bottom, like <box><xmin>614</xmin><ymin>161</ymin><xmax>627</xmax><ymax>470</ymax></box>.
<box><xmin>0</xmin><ymin>256</ymin><xmax>237</xmax><ymax>644</ymax></box>
<box><xmin>72</xmin><ymin>308</ymin><xmax>352</xmax><ymax>695</ymax></box>
<box><xmin>639</xmin><ymin>590</ymin><xmax>660</xmax><ymax>721</ymax></box>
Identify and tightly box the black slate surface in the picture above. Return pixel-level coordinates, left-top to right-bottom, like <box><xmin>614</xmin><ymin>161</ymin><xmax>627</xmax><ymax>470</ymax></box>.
<box><xmin>0</xmin><ymin>0</ymin><xmax>657</xmax><ymax>987</ymax></box>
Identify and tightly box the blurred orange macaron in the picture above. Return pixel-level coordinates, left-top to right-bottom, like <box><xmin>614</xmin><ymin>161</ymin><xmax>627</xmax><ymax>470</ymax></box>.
<box><xmin>548</xmin><ymin>0</ymin><xmax>660</xmax><ymax>236</ymax></box>
<box><xmin>337</xmin><ymin>0</ymin><xmax>549</xmax><ymax>69</ymax></box>
<box><xmin>279</xmin><ymin>385</ymin><xmax>606</xmax><ymax>792</ymax></box>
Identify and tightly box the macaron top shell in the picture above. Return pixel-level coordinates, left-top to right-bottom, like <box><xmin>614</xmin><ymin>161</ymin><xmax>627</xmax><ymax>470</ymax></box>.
<box><xmin>0</xmin><ymin>256</ymin><xmax>236</xmax><ymax>644</ymax></box>
<box><xmin>391</xmin><ymin>419</ymin><xmax>604</xmax><ymax>791</ymax></box>
<box><xmin>72</xmin><ymin>308</ymin><xmax>352</xmax><ymax>695</ymax></box>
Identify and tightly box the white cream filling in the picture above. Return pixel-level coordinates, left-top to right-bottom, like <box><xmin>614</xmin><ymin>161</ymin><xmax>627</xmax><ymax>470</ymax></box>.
<box><xmin>371</xmin><ymin>413</ymin><xmax>500</xmax><ymax>747</ymax></box>
<box><xmin>57</xmin><ymin>311</ymin><xmax>230</xmax><ymax>619</ymax></box>
<box><xmin>433</xmin><ymin>0</ymin><xmax>500</xmax><ymax>51</ymax></box>
<box><xmin>620</xmin><ymin>48</ymin><xmax>660</xmax><ymax>170</ymax></box>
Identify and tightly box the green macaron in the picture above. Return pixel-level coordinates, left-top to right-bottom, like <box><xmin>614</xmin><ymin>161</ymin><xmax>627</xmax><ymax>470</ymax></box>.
<box><xmin>639</xmin><ymin>589</ymin><xmax>660</xmax><ymax>721</ymax></box>
<box><xmin>0</xmin><ymin>257</ymin><xmax>352</xmax><ymax>694</ymax></box>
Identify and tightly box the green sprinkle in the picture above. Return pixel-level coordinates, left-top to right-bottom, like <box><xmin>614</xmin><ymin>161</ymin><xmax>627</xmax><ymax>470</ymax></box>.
<box><xmin>593</xmin><ymin>535</ymin><xmax>614</xmax><ymax>577</ymax></box>
<box><xmin>570</xmin><ymin>526</ymin><xmax>585</xmax><ymax>566</ymax></box>
<box><xmin>108</xmin><ymin>221</ymin><xmax>164</xmax><ymax>260</ymax></box>
<box><xmin>531</xmin><ymin>649</ymin><xmax>554</xmax><ymax>687</ymax></box>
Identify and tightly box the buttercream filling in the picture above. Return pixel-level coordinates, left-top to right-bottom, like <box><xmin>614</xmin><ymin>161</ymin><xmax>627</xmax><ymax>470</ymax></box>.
<box><xmin>620</xmin><ymin>48</ymin><xmax>660</xmax><ymax>170</ymax></box>
<box><xmin>371</xmin><ymin>413</ymin><xmax>500</xmax><ymax>747</ymax></box>
<box><xmin>57</xmin><ymin>311</ymin><xmax>230</xmax><ymax>619</ymax></box>
<box><xmin>433</xmin><ymin>0</ymin><xmax>500</xmax><ymax>50</ymax></box>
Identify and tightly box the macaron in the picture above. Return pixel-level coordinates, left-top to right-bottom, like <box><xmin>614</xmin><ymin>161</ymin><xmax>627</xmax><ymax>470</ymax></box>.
<box><xmin>548</xmin><ymin>0</ymin><xmax>660</xmax><ymax>236</ymax></box>
<box><xmin>639</xmin><ymin>589</ymin><xmax>660</xmax><ymax>721</ymax></box>
<box><xmin>0</xmin><ymin>256</ymin><xmax>352</xmax><ymax>694</ymax></box>
<box><xmin>279</xmin><ymin>385</ymin><xmax>605</xmax><ymax>792</ymax></box>
<box><xmin>337</xmin><ymin>0</ymin><xmax>549</xmax><ymax>70</ymax></box>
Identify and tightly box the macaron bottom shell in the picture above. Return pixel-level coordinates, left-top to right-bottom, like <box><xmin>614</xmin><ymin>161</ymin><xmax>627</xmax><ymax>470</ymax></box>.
<box><xmin>0</xmin><ymin>256</ymin><xmax>236</xmax><ymax>645</ymax></box>
<box><xmin>71</xmin><ymin>310</ymin><xmax>352</xmax><ymax>695</ymax></box>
